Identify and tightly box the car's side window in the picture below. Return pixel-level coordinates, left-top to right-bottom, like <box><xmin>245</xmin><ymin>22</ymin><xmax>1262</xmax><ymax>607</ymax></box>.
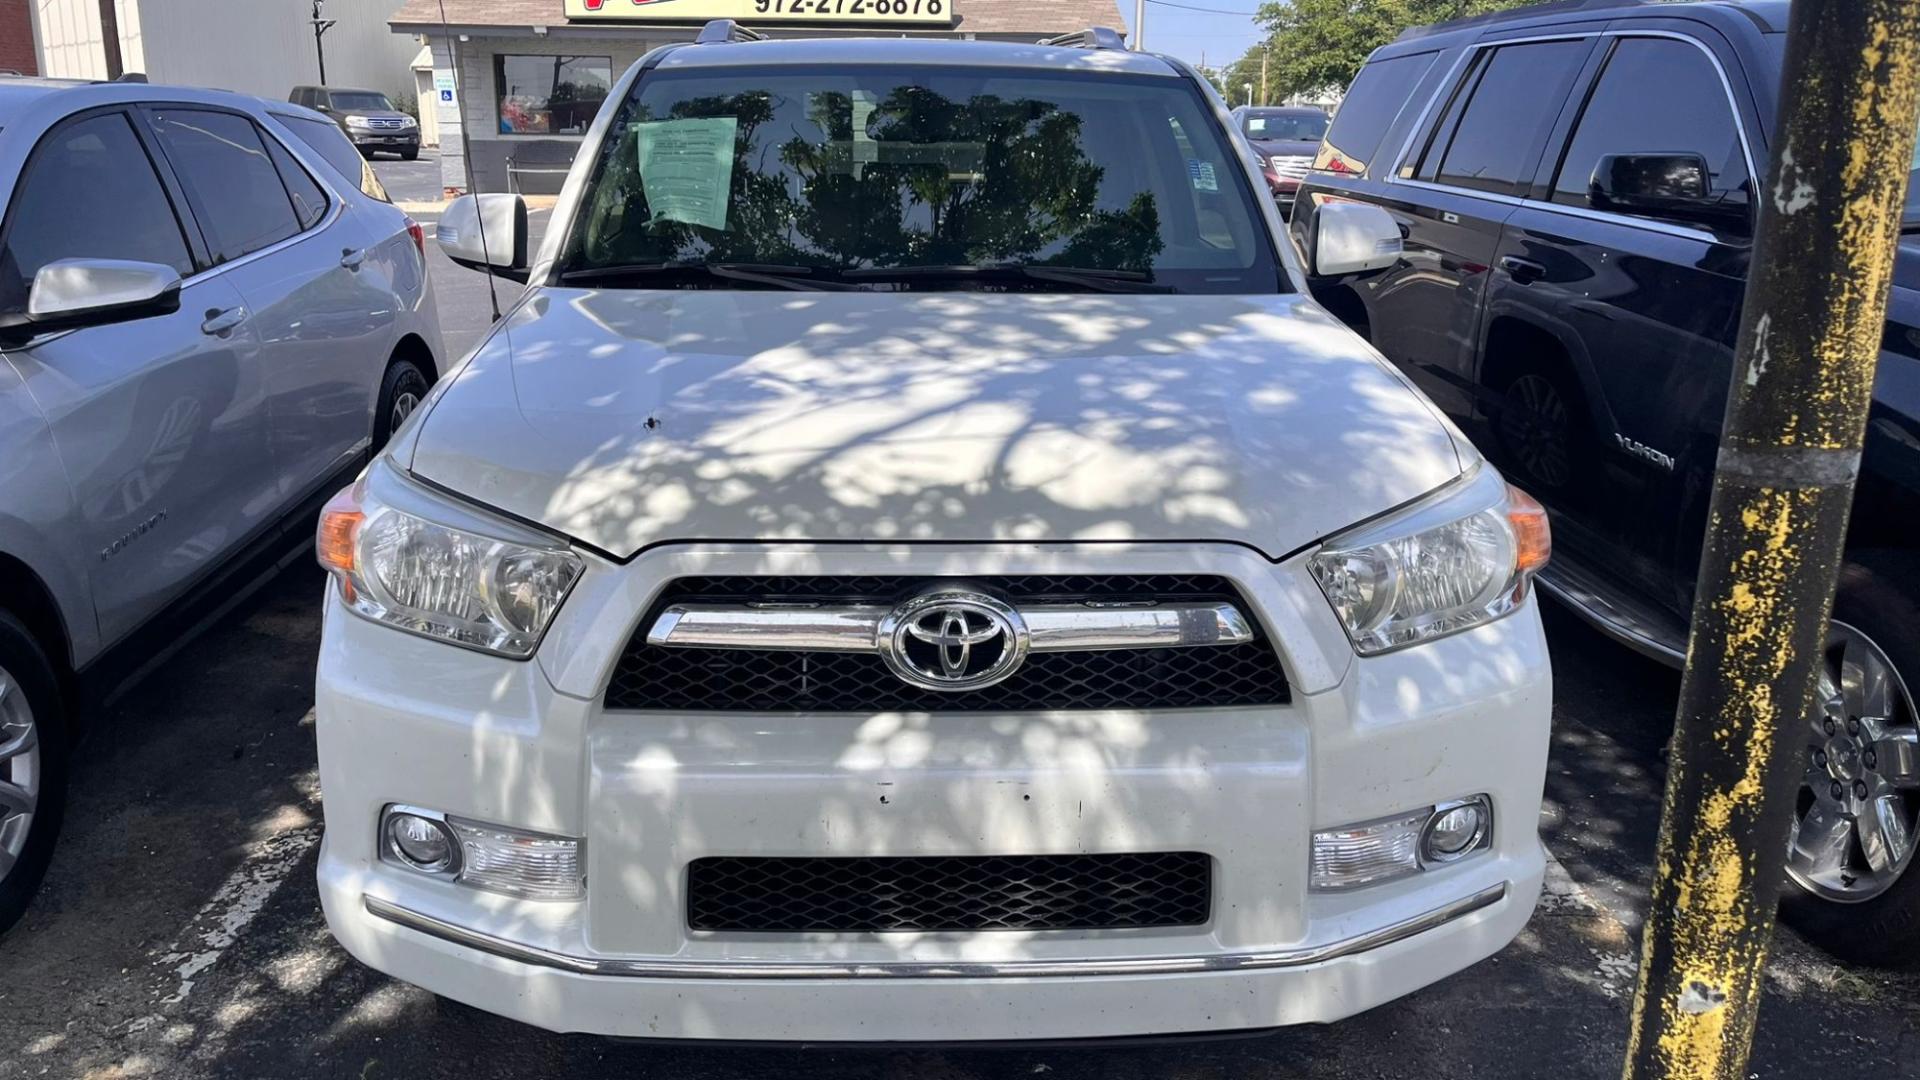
<box><xmin>1318</xmin><ymin>50</ymin><xmax>1437</xmax><ymax>176</ymax></box>
<box><xmin>0</xmin><ymin>111</ymin><xmax>194</xmax><ymax>312</ymax></box>
<box><xmin>1417</xmin><ymin>39</ymin><xmax>1592</xmax><ymax>196</ymax></box>
<box><xmin>263</xmin><ymin>133</ymin><xmax>329</xmax><ymax>230</ymax></box>
<box><xmin>275</xmin><ymin>113</ymin><xmax>391</xmax><ymax>202</ymax></box>
<box><xmin>1549</xmin><ymin>37</ymin><xmax>1751</xmax><ymax>220</ymax></box>
<box><xmin>147</xmin><ymin>107</ymin><xmax>303</xmax><ymax>265</ymax></box>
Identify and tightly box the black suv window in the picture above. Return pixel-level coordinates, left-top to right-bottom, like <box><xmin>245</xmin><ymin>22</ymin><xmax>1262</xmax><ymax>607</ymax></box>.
<box><xmin>149</xmin><ymin>108</ymin><xmax>303</xmax><ymax>263</ymax></box>
<box><xmin>0</xmin><ymin>111</ymin><xmax>193</xmax><ymax>312</ymax></box>
<box><xmin>1551</xmin><ymin>37</ymin><xmax>1751</xmax><ymax>221</ymax></box>
<box><xmin>1423</xmin><ymin>40</ymin><xmax>1591</xmax><ymax>196</ymax></box>
<box><xmin>264</xmin><ymin>135</ymin><xmax>329</xmax><ymax>229</ymax></box>
<box><xmin>1318</xmin><ymin>51</ymin><xmax>1436</xmax><ymax>175</ymax></box>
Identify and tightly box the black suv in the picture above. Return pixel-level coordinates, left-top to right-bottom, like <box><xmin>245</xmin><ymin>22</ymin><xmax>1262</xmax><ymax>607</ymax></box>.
<box><xmin>1293</xmin><ymin>0</ymin><xmax>1920</xmax><ymax>967</ymax></box>
<box><xmin>288</xmin><ymin>85</ymin><xmax>419</xmax><ymax>160</ymax></box>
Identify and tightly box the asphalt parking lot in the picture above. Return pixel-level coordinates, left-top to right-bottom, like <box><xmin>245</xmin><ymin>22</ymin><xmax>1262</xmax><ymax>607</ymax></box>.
<box><xmin>1</xmin><ymin>153</ymin><xmax>1916</xmax><ymax>1080</ymax></box>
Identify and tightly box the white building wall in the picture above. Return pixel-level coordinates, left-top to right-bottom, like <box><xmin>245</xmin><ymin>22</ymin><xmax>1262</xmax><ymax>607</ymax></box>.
<box><xmin>37</xmin><ymin>0</ymin><xmax>419</xmax><ymax>102</ymax></box>
<box><xmin>30</xmin><ymin>0</ymin><xmax>136</xmax><ymax>81</ymax></box>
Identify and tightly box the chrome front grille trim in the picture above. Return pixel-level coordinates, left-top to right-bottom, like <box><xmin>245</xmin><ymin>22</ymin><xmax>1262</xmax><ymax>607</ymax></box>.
<box><xmin>646</xmin><ymin>600</ymin><xmax>1256</xmax><ymax>654</ymax></box>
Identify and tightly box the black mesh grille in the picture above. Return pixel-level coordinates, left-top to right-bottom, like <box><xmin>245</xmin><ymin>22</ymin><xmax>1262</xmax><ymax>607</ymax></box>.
<box><xmin>687</xmin><ymin>852</ymin><xmax>1212</xmax><ymax>932</ymax></box>
<box><xmin>603</xmin><ymin>575</ymin><xmax>1290</xmax><ymax>712</ymax></box>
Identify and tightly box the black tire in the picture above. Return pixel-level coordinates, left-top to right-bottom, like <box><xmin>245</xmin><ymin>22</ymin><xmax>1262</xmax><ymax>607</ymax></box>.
<box><xmin>0</xmin><ymin>610</ymin><xmax>66</xmax><ymax>937</ymax></box>
<box><xmin>358</xmin><ymin>147</ymin><xmax>375</xmax><ymax>160</ymax></box>
<box><xmin>401</xmin><ymin>149</ymin><xmax>419</xmax><ymax>161</ymax></box>
<box><xmin>1493</xmin><ymin>365</ymin><xmax>1590</xmax><ymax>497</ymax></box>
<box><xmin>1780</xmin><ymin>550</ymin><xmax>1920</xmax><ymax>968</ymax></box>
<box><xmin>372</xmin><ymin>358</ymin><xmax>432</xmax><ymax>453</ymax></box>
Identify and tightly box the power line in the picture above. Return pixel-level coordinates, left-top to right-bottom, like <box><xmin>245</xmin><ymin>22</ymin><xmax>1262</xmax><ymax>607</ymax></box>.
<box><xmin>1142</xmin><ymin>0</ymin><xmax>1263</xmax><ymax>15</ymax></box>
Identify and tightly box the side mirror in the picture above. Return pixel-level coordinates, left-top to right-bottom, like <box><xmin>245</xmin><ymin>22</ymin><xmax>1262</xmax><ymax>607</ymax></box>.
<box><xmin>437</xmin><ymin>193</ymin><xmax>529</xmax><ymax>283</ymax></box>
<box><xmin>1313</xmin><ymin>201</ymin><xmax>1403</xmax><ymax>277</ymax></box>
<box><xmin>1589</xmin><ymin>152</ymin><xmax>1745</xmax><ymax>230</ymax></box>
<box><xmin>0</xmin><ymin>259</ymin><xmax>182</xmax><ymax>341</ymax></box>
<box><xmin>315</xmin><ymin>103</ymin><xmax>332</xmax><ymax>113</ymax></box>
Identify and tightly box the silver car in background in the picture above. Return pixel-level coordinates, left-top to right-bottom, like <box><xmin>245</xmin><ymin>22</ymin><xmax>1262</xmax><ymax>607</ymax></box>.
<box><xmin>0</xmin><ymin>77</ymin><xmax>443</xmax><ymax>933</ymax></box>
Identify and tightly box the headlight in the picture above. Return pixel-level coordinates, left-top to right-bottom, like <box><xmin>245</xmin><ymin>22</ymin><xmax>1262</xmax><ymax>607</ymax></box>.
<box><xmin>345</xmin><ymin>115</ymin><xmax>372</xmax><ymax>128</ymax></box>
<box><xmin>1308</xmin><ymin>466</ymin><xmax>1549</xmax><ymax>655</ymax></box>
<box><xmin>317</xmin><ymin>462</ymin><xmax>583</xmax><ymax>658</ymax></box>
<box><xmin>399</xmin><ymin>115</ymin><xmax>418</xmax><ymax>128</ymax></box>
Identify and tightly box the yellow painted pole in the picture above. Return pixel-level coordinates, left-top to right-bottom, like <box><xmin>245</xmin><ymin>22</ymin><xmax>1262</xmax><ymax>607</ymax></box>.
<box><xmin>1622</xmin><ymin>2</ymin><xmax>1920</xmax><ymax>1078</ymax></box>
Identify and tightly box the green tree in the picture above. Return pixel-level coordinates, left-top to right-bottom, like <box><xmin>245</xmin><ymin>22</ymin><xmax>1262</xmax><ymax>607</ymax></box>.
<box><xmin>1231</xmin><ymin>0</ymin><xmax>1541</xmax><ymax>104</ymax></box>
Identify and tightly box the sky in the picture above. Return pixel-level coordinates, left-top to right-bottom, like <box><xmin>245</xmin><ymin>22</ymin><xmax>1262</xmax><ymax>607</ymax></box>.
<box><xmin>1118</xmin><ymin>0</ymin><xmax>1267</xmax><ymax>70</ymax></box>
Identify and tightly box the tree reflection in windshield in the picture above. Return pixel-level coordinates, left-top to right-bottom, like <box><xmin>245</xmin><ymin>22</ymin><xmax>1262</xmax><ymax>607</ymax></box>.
<box><xmin>563</xmin><ymin>68</ymin><xmax>1278</xmax><ymax>292</ymax></box>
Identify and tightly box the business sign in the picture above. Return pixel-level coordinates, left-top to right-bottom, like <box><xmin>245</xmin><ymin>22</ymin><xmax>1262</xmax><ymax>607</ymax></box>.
<box><xmin>565</xmin><ymin>0</ymin><xmax>955</xmax><ymax>28</ymax></box>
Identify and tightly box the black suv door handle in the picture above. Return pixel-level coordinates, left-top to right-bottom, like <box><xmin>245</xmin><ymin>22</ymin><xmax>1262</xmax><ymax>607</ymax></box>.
<box><xmin>1500</xmin><ymin>255</ymin><xmax>1547</xmax><ymax>284</ymax></box>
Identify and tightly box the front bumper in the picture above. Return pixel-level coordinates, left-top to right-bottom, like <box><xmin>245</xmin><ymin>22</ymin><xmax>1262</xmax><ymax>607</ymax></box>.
<box><xmin>349</xmin><ymin>130</ymin><xmax>419</xmax><ymax>150</ymax></box>
<box><xmin>315</xmin><ymin>542</ymin><xmax>1552</xmax><ymax>1041</ymax></box>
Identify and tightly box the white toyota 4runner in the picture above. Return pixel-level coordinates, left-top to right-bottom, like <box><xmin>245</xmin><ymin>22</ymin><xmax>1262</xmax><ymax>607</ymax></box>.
<box><xmin>312</xmin><ymin>28</ymin><xmax>1555</xmax><ymax>1041</ymax></box>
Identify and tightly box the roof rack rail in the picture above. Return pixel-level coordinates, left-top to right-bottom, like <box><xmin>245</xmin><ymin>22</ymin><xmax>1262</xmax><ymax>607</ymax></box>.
<box><xmin>1395</xmin><ymin>0</ymin><xmax>1649</xmax><ymax>40</ymax></box>
<box><xmin>1039</xmin><ymin>27</ymin><xmax>1128</xmax><ymax>51</ymax></box>
<box><xmin>694</xmin><ymin>19</ymin><xmax>767</xmax><ymax>44</ymax></box>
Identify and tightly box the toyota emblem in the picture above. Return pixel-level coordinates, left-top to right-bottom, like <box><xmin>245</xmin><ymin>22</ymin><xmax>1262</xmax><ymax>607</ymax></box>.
<box><xmin>877</xmin><ymin>590</ymin><xmax>1030</xmax><ymax>692</ymax></box>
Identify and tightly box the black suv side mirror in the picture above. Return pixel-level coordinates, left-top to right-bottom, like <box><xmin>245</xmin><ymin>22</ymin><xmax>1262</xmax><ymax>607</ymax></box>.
<box><xmin>1589</xmin><ymin>153</ymin><xmax>1747</xmax><ymax>232</ymax></box>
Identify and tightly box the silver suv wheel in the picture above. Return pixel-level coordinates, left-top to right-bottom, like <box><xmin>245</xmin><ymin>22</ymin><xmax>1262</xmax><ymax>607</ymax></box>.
<box><xmin>1787</xmin><ymin>620</ymin><xmax>1920</xmax><ymax>903</ymax></box>
<box><xmin>0</xmin><ymin>665</ymin><xmax>40</xmax><ymax>881</ymax></box>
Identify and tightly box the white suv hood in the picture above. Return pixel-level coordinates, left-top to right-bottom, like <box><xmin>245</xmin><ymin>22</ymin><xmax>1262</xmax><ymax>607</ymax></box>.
<box><xmin>406</xmin><ymin>288</ymin><xmax>1469</xmax><ymax>560</ymax></box>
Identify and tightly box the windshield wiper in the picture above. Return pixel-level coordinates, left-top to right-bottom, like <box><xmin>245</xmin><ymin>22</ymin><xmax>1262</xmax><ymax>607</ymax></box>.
<box><xmin>557</xmin><ymin>262</ymin><xmax>857</xmax><ymax>291</ymax></box>
<box><xmin>839</xmin><ymin>264</ymin><xmax>1175</xmax><ymax>294</ymax></box>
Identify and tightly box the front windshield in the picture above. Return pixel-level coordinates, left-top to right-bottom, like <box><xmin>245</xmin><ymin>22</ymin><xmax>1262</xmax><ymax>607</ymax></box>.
<box><xmin>559</xmin><ymin>65</ymin><xmax>1285</xmax><ymax>293</ymax></box>
<box><xmin>1242</xmin><ymin>110</ymin><xmax>1328</xmax><ymax>142</ymax></box>
<box><xmin>329</xmin><ymin>91</ymin><xmax>393</xmax><ymax>111</ymax></box>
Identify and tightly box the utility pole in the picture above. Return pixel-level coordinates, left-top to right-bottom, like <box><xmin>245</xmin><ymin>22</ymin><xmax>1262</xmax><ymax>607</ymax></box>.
<box><xmin>1622</xmin><ymin>1</ymin><xmax>1920</xmax><ymax>1078</ymax></box>
<box><xmin>1260</xmin><ymin>45</ymin><xmax>1268</xmax><ymax>106</ymax></box>
<box><xmin>1132</xmin><ymin>0</ymin><xmax>1145</xmax><ymax>50</ymax></box>
<box><xmin>310</xmin><ymin>0</ymin><xmax>337</xmax><ymax>84</ymax></box>
<box><xmin>1242</xmin><ymin>82</ymin><xmax>1252</xmax><ymax>107</ymax></box>
<box><xmin>94</xmin><ymin>0</ymin><xmax>122</xmax><ymax>80</ymax></box>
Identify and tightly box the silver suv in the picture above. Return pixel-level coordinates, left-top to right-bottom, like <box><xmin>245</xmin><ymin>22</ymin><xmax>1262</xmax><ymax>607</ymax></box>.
<box><xmin>0</xmin><ymin>78</ymin><xmax>443</xmax><ymax>933</ymax></box>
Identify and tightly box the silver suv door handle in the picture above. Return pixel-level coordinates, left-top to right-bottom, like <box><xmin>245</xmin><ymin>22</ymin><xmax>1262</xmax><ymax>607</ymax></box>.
<box><xmin>340</xmin><ymin>247</ymin><xmax>366</xmax><ymax>270</ymax></box>
<box><xmin>200</xmin><ymin>305</ymin><xmax>247</xmax><ymax>336</ymax></box>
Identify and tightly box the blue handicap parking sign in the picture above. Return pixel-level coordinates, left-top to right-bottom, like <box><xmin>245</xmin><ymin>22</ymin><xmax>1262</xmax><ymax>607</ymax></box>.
<box><xmin>440</xmin><ymin>89</ymin><xmax>454</xmax><ymax>102</ymax></box>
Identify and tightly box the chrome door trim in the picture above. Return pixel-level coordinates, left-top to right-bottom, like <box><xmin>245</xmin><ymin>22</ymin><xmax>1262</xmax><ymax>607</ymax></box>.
<box><xmin>361</xmin><ymin>883</ymin><xmax>1509</xmax><ymax>980</ymax></box>
<box><xmin>647</xmin><ymin>600</ymin><xmax>1257</xmax><ymax>654</ymax></box>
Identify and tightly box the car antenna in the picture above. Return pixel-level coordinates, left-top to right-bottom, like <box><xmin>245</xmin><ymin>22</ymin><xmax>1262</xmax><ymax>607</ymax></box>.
<box><xmin>437</xmin><ymin>0</ymin><xmax>502</xmax><ymax>323</ymax></box>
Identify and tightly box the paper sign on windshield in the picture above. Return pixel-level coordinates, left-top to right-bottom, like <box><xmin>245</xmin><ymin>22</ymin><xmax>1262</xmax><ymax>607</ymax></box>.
<box><xmin>636</xmin><ymin>117</ymin><xmax>738</xmax><ymax>231</ymax></box>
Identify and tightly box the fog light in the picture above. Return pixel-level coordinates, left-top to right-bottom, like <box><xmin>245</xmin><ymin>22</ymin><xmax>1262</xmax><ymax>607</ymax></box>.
<box><xmin>1312</xmin><ymin>795</ymin><xmax>1494</xmax><ymax>890</ymax></box>
<box><xmin>384</xmin><ymin>810</ymin><xmax>458</xmax><ymax>873</ymax></box>
<box><xmin>1422</xmin><ymin>797</ymin><xmax>1491</xmax><ymax>863</ymax></box>
<box><xmin>378</xmin><ymin>805</ymin><xmax>584</xmax><ymax>901</ymax></box>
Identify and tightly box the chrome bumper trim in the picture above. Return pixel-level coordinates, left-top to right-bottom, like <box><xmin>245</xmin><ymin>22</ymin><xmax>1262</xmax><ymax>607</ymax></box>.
<box><xmin>361</xmin><ymin>883</ymin><xmax>1507</xmax><ymax>981</ymax></box>
<box><xmin>647</xmin><ymin>600</ymin><xmax>1255</xmax><ymax>654</ymax></box>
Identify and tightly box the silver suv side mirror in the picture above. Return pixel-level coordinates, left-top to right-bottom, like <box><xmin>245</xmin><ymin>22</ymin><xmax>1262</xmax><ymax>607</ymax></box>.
<box><xmin>1313</xmin><ymin>202</ymin><xmax>1403</xmax><ymax>277</ymax></box>
<box><xmin>0</xmin><ymin>258</ymin><xmax>182</xmax><ymax>342</ymax></box>
<box><xmin>437</xmin><ymin>194</ymin><xmax>529</xmax><ymax>283</ymax></box>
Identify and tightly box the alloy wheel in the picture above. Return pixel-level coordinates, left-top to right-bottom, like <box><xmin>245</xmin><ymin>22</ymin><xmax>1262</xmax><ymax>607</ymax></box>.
<box><xmin>391</xmin><ymin>390</ymin><xmax>421</xmax><ymax>433</ymax></box>
<box><xmin>1787</xmin><ymin>620</ymin><xmax>1920</xmax><ymax>903</ymax></box>
<box><xmin>1499</xmin><ymin>374</ymin><xmax>1573</xmax><ymax>489</ymax></box>
<box><xmin>0</xmin><ymin>665</ymin><xmax>40</xmax><ymax>883</ymax></box>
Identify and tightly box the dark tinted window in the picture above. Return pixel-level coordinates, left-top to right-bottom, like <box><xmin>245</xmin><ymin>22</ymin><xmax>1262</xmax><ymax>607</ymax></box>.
<box><xmin>265</xmin><ymin>134</ymin><xmax>329</xmax><ymax>229</ymax></box>
<box><xmin>150</xmin><ymin>108</ymin><xmax>301</xmax><ymax>262</ymax></box>
<box><xmin>1431</xmin><ymin>40</ymin><xmax>1590</xmax><ymax>195</ymax></box>
<box><xmin>1241</xmin><ymin>109</ymin><xmax>1328</xmax><ymax>142</ymax></box>
<box><xmin>1318</xmin><ymin>51</ymin><xmax>1437</xmax><ymax>173</ymax></box>
<box><xmin>328</xmin><ymin>91</ymin><xmax>394</xmax><ymax>111</ymax></box>
<box><xmin>1552</xmin><ymin>38</ymin><xmax>1751</xmax><ymax>219</ymax></box>
<box><xmin>0</xmin><ymin>112</ymin><xmax>192</xmax><ymax>311</ymax></box>
<box><xmin>275</xmin><ymin>113</ymin><xmax>390</xmax><ymax>202</ymax></box>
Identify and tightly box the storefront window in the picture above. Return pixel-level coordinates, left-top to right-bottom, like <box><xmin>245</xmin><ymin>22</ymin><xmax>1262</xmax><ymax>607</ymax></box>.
<box><xmin>495</xmin><ymin>54</ymin><xmax>613</xmax><ymax>135</ymax></box>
